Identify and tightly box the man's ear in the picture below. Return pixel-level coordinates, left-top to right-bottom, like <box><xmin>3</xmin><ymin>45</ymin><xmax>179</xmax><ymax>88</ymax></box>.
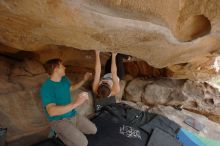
<box><xmin>53</xmin><ymin>66</ymin><xmax>59</xmax><ymax>73</ymax></box>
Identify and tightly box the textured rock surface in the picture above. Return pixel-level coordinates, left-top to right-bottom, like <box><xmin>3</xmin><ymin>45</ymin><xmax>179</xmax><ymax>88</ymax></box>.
<box><xmin>124</xmin><ymin>61</ymin><xmax>170</xmax><ymax>78</ymax></box>
<box><xmin>0</xmin><ymin>90</ymin><xmax>49</xmax><ymax>142</ymax></box>
<box><xmin>143</xmin><ymin>82</ymin><xmax>187</xmax><ymax>105</ymax></box>
<box><xmin>168</xmin><ymin>56</ymin><xmax>218</xmax><ymax>81</ymax></box>
<box><xmin>143</xmin><ymin>78</ymin><xmax>187</xmax><ymax>105</ymax></box>
<box><xmin>35</xmin><ymin>46</ymin><xmax>110</xmax><ymax>69</ymax></box>
<box><xmin>0</xmin><ymin>78</ymin><xmax>22</xmax><ymax>94</ymax></box>
<box><xmin>125</xmin><ymin>78</ymin><xmax>149</xmax><ymax>102</ymax></box>
<box><xmin>0</xmin><ymin>58</ymin><xmax>50</xmax><ymax>144</ymax></box>
<box><xmin>124</xmin><ymin>78</ymin><xmax>220</xmax><ymax>123</ymax></box>
<box><xmin>0</xmin><ymin>0</ymin><xmax>219</xmax><ymax>70</ymax></box>
<box><xmin>0</xmin><ymin>56</ymin><xmax>13</xmax><ymax>79</ymax></box>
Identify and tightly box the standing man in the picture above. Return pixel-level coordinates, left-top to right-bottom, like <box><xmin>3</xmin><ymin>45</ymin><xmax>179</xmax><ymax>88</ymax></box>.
<box><xmin>40</xmin><ymin>59</ymin><xmax>97</xmax><ymax>146</ymax></box>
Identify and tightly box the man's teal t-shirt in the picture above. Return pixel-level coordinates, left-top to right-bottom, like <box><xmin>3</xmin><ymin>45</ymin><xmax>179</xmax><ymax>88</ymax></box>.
<box><xmin>40</xmin><ymin>76</ymin><xmax>77</xmax><ymax>121</ymax></box>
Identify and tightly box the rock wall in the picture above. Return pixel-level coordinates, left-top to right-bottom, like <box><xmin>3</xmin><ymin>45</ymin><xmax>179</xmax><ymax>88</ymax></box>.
<box><xmin>124</xmin><ymin>77</ymin><xmax>220</xmax><ymax>123</ymax></box>
<box><xmin>0</xmin><ymin>0</ymin><xmax>219</xmax><ymax>69</ymax></box>
<box><xmin>0</xmin><ymin>57</ymin><xmax>49</xmax><ymax>144</ymax></box>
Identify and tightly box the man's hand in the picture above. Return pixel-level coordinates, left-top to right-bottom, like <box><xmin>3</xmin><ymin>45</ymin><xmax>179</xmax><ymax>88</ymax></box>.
<box><xmin>75</xmin><ymin>92</ymin><xmax>89</xmax><ymax>106</ymax></box>
<box><xmin>83</xmin><ymin>72</ymin><xmax>93</xmax><ymax>81</ymax></box>
<box><xmin>46</xmin><ymin>92</ymin><xmax>89</xmax><ymax>116</ymax></box>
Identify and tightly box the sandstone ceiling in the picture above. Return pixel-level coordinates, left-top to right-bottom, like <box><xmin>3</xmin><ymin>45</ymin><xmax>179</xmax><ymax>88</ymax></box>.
<box><xmin>0</xmin><ymin>0</ymin><xmax>220</xmax><ymax>69</ymax></box>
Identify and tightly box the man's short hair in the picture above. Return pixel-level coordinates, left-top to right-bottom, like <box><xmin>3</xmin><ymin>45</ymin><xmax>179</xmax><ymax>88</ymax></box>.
<box><xmin>44</xmin><ymin>58</ymin><xmax>62</xmax><ymax>75</ymax></box>
<box><xmin>97</xmin><ymin>83</ymin><xmax>111</xmax><ymax>98</ymax></box>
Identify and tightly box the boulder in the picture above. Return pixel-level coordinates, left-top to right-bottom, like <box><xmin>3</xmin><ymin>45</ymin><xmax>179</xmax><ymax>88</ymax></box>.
<box><xmin>143</xmin><ymin>79</ymin><xmax>187</xmax><ymax>105</ymax></box>
<box><xmin>125</xmin><ymin>78</ymin><xmax>149</xmax><ymax>102</ymax></box>
<box><xmin>23</xmin><ymin>59</ymin><xmax>45</xmax><ymax>75</ymax></box>
<box><xmin>0</xmin><ymin>56</ymin><xmax>13</xmax><ymax>79</ymax></box>
<box><xmin>0</xmin><ymin>90</ymin><xmax>49</xmax><ymax>143</ymax></box>
<box><xmin>0</xmin><ymin>78</ymin><xmax>22</xmax><ymax>94</ymax></box>
<box><xmin>10</xmin><ymin>73</ymin><xmax>48</xmax><ymax>90</ymax></box>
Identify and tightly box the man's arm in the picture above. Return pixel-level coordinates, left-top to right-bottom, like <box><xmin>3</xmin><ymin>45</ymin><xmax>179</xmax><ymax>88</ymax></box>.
<box><xmin>70</xmin><ymin>72</ymin><xmax>92</xmax><ymax>91</ymax></box>
<box><xmin>92</xmin><ymin>50</ymin><xmax>101</xmax><ymax>94</ymax></box>
<box><xmin>46</xmin><ymin>92</ymin><xmax>88</xmax><ymax>116</ymax></box>
<box><xmin>111</xmin><ymin>53</ymin><xmax>120</xmax><ymax>96</ymax></box>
